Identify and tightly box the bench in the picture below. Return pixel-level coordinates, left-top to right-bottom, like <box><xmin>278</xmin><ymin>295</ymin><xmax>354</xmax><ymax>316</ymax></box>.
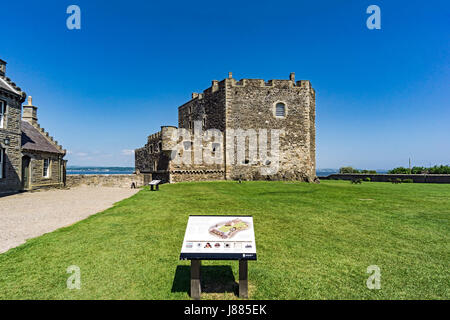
<box><xmin>149</xmin><ymin>180</ymin><xmax>161</xmax><ymax>191</ymax></box>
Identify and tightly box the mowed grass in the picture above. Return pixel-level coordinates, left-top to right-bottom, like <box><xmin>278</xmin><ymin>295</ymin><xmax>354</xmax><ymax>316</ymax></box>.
<box><xmin>0</xmin><ymin>180</ymin><xmax>449</xmax><ymax>299</ymax></box>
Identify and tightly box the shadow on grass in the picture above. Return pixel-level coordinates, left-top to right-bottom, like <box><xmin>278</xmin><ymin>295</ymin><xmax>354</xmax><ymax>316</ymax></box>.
<box><xmin>171</xmin><ymin>265</ymin><xmax>238</xmax><ymax>297</ymax></box>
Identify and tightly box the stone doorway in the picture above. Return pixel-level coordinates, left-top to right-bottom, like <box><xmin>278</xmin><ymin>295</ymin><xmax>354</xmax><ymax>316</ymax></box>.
<box><xmin>21</xmin><ymin>156</ymin><xmax>31</xmax><ymax>190</ymax></box>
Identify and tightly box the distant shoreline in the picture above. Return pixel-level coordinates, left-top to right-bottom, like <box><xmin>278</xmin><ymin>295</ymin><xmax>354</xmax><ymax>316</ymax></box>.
<box><xmin>67</xmin><ymin>167</ymin><xmax>135</xmax><ymax>175</ymax></box>
<box><xmin>67</xmin><ymin>167</ymin><xmax>377</xmax><ymax>176</ymax></box>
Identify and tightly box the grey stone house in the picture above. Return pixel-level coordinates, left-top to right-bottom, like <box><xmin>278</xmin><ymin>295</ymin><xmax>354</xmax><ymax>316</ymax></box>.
<box><xmin>135</xmin><ymin>72</ymin><xmax>316</xmax><ymax>183</ymax></box>
<box><xmin>0</xmin><ymin>59</ymin><xmax>66</xmax><ymax>194</ymax></box>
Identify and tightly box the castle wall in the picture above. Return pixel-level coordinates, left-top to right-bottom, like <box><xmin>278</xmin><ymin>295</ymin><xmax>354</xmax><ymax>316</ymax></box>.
<box><xmin>224</xmin><ymin>78</ymin><xmax>316</xmax><ymax>181</ymax></box>
<box><xmin>172</xmin><ymin>81</ymin><xmax>227</xmax><ymax>175</ymax></box>
<box><xmin>66</xmin><ymin>173</ymin><xmax>145</xmax><ymax>188</ymax></box>
<box><xmin>135</xmin><ymin>130</ymin><xmax>163</xmax><ymax>173</ymax></box>
<box><xmin>134</xmin><ymin>73</ymin><xmax>317</xmax><ymax>183</ymax></box>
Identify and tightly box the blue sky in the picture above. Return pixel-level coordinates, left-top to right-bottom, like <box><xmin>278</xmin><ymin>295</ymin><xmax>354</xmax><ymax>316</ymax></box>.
<box><xmin>1</xmin><ymin>0</ymin><xmax>449</xmax><ymax>169</ymax></box>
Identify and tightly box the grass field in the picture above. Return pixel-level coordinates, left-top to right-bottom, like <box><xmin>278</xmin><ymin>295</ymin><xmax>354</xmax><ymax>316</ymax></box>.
<box><xmin>0</xmin><ymin>180</ymin><xmax>449</xmax><ymax>299</ymax></box>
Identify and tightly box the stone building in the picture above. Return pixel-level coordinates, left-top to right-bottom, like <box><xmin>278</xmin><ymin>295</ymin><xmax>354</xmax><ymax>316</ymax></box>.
<box><xmin>0</xmin><ymin>59</ymin><xmax>66</xmax><ymax>194</ymax></box>
<box><xmin>135</xmin><ymin>72</ymin><xmax>316</xmax><ymax>183</ymax></box>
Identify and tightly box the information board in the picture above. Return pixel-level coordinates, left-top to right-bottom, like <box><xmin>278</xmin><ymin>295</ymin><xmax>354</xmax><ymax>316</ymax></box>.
<box><xmin>180</xmin><ymin>215</ymin><xmax>257</xmax><ymax>260</ymax></box>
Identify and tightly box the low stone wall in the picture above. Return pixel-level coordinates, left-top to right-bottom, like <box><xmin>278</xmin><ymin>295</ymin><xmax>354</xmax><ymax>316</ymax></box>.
<box><xmin>321</xmin><ymin>174</ymin><xmax>450</xmax><ymax>184</ymax></box>
<box><xmin>66</xmin><ymin>174</ymin><xmax>145</xmax><ymax>188</ymax></box>
<box><xmin>170</xmin><ymin>171</ymin><xmax>225</xmax><ymax>183</ymax></box>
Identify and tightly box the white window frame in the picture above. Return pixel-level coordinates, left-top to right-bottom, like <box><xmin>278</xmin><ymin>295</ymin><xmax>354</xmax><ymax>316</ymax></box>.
<box><xmin>0</xmin><ymin>100</ymin><xmax>5</xmax><ymax>129</ymax></box>
<box><xmin>0</xmin><ymin>148</ymin><xmax>4</xmax><ymax>179</ymax></box>
<box><xmin>43</xmin><ymin>158</ymin><xmax>51</xmax><ymax>178</ymax></box>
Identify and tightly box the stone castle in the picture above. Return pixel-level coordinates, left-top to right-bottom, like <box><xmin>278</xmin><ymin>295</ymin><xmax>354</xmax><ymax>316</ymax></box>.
<box><xmin>135</xmin><ymin>72</ymin><xmax>316</xmax><ymax>183</ymax></box>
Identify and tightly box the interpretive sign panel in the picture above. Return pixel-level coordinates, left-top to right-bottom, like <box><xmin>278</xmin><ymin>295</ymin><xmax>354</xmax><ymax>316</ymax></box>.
<box><xmin>180</xmin><ymin>215</ymin><xmax>257</xmax><ymax>260</ymax></box>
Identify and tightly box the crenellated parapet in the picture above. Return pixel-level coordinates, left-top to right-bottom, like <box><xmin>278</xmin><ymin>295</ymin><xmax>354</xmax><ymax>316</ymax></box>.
<box><xmin>147</xmin><ymin>130</ymin><xmax>162</xmax><ymax>143</ymax></box>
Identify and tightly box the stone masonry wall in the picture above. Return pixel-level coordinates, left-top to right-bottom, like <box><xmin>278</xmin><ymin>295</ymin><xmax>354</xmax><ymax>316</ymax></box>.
<box><xmin>66</xmin><ymin>174</ymin><xmax>145</xmax><ymax>188</ymax></box>
<box><xmin>134</xmin><ymin>73</ymin><xmax>317</xmax><ymax>183</ymax></box>
<box><xmin>225</xmin><ymin>77</ymin><xmax>316</xmax><ymax>182</ymax></box>
<box><xmin>0</xmin><ymin>93</ymin><xmax>23</xmax><ymax>193</ymax></box>
<box><xmin>23</xmin><ymin>150</ymin><xmax>64</xmax><ymax>189</ymax></box>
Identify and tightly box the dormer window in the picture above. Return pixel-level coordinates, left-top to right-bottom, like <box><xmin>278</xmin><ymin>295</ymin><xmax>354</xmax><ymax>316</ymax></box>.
<box><xmin>0</xmin><ymin>100</ymin><xmax>5</xmax><ymax>128</ymax></box>
<box><xmin>275</xmin><ymin>102</ymin><xmax>286</xmax><ymax>118</ymax></box>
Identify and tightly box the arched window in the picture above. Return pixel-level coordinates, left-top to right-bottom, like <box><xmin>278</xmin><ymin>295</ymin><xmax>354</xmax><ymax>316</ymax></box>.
<box><xmin>275</xmin><ymin>102</ymin><xmax>286</xmax><ymax>117</ymax></box>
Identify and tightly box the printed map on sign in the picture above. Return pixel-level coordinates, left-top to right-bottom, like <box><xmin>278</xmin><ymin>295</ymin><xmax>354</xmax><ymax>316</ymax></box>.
<box><xmin>180</xmin><ymin>216</ymin><xmax>257</xmax><ymax>260</ymax></box>
<box><xmin>209</xmin><ymin>218</ymin><xmax>249</xmax><ymax>239</ymax></box>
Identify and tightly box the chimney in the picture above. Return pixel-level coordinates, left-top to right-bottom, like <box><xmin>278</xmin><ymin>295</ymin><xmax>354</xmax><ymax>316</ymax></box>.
<box><xmin>0</xmin><ymin>59</ymin><xmax>6</xmax><ymax>76</ymax></box>
<box><xmin>22</xmin><ymin>96</ymin><xmax>38</xmax><ymax>125</ymax></box>
<box><xmin>290</xmin><ymin>72</ymin><xmax>295</xmax><ymax>82</ymax></box>
<box><xmin>228</xmin><ymin>72</ymin><xmax>233</xmax><ymax>79</ymax></box>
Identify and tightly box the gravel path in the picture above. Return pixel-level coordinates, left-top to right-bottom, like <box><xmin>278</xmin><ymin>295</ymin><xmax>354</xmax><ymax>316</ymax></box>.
<box><xmin>0</xmin><ymin>186</ymin><xmax>139</xmax><ymax>254</ymax></box>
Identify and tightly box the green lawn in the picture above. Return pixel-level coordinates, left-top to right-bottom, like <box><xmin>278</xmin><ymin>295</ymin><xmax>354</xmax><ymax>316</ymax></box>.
<box><xmin>0</xmin><ymin>180</ymin><xmax>449</xmax><ymax>299</ymax></box>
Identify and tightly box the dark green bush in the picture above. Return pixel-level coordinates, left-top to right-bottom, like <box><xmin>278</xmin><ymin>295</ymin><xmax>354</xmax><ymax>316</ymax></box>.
<box><xmin>389</xmin><ymin>165</ymin><xmax>450</xmax><ymax>174</ymax></box>
<box><xmin>340</xmin><ymin>166</ymin><xmax>359</xmax><ymax>174</ymax></box>
<box><xmin>402</xmin><ymin>179</ymin><xmax>414</xmax><ymax>183</ymax></box>
<box><xmin>363</xmin><ymin>177</ymin><xmax>371</xmax><ymax>182</ymax></box>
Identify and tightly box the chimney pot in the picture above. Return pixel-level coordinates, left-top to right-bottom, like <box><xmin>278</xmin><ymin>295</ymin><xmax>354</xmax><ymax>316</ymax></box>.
<box><xmin>228</xmin><ymin>72</ymin><xmax>233</xmax><ymax>79</ymax></box>
<box><xmin>22</xmin><ymin>95</ymin><xmax>38</xmax><ymax>125</ymax></box>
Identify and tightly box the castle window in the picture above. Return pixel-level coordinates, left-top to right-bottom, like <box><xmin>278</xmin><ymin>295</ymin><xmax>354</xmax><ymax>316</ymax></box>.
<box><xmin>150</xmin><ymin>145</ymin><xmax>153</xmax><ymax>153</ymax></box>
<box><xmin>275</xmin><ymin>102</ymin><xmax>286</xmax><ymax>118</ymax></box>
<box><xmin>43</xmin><ymin>158</ymin><xmax>51</xmax><ymax>178</ymax></box>
<box><xmin>0</xmin><ymin>100</ymin><xmax>5</xmax><ymax>128</ymax></box>
<box><xmin>159</xmin><ymin>142</ymin><xmax>162</xmax><ymax>151</ymax></box>
<box><xmin>0</xmin><ymin>148</ymin><xmax>4</xmax><ymax>179</ymax></box>
<box><xmin>212</xmin><ymin>143</ymin><xmax>220</xmax><ymax>153</ymax></box>
<box><xmin>183</xmin><ymin>141</ymin><xmax>192</xmax><ymax>150</ymax></box>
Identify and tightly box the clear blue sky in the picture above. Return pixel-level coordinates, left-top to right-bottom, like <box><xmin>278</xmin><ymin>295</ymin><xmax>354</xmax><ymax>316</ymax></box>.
<box><xmin>2</xmin><ymin>0</ymin><xmax>449</xmax><ymax>169</ymax></box>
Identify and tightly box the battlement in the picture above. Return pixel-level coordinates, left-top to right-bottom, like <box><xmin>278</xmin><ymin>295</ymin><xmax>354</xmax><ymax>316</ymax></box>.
<box><xmin>147</xmin><ymin>130</ymin><xmax>162</xmax><ymax>142</ymax></box>
<box><xmin>184</xmin><ymin>73</ymin><xmax>312</xmax><ymax>104</ymax></box>
<box><xmin>232</xmin><ymin>78</ymin><xmax>312</xmax><ymax>90</ymax></box>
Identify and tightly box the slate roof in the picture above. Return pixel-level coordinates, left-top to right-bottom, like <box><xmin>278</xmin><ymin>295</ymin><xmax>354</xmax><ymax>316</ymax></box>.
<box><xmin>21</xmin><ymin>121</ymin><xmax>64</xmax><ymax>154</ymax></box>
<box><xmin>0</xmin><ymin>75</ymin><xmax>24</xmax><ymax>97</ymax></box>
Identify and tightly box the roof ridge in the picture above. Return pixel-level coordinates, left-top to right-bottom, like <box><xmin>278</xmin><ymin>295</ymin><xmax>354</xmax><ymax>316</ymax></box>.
<box><xmin>30</xmin><ymin>122</ymin><xmax>66</xmax><ymax>154</ymax></box>
<box><xmin>21</xmin><ymin>121</ymin><xmax>65</xmax><ymax>155</ymax></box>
